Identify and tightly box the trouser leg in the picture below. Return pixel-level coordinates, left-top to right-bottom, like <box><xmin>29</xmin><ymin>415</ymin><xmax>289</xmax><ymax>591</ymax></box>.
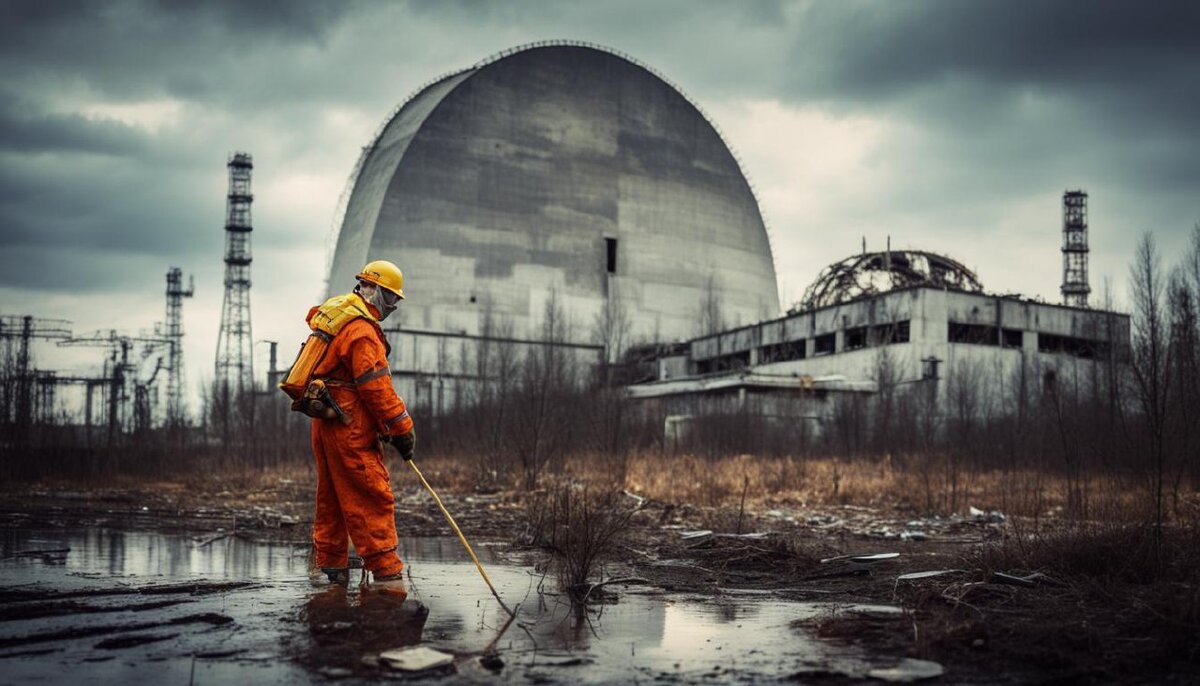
<box><xmin>317</xmin><ymin>419</ymin><xmax>405</xmax><ymax>577</ymax></box>
<box><xmin>311</xmin><ymin>421</ymin><xmax>349</xmax><ymax>569</ymax></box>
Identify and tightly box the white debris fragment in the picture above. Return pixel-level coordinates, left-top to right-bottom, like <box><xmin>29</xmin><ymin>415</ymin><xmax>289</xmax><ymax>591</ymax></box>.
<box><xmin>380</xmin><ymin>646</ymin><xmax>454</xmax><ymax>672</ymax></box>
<box><xmin>968</xmin><ymin>506</ymin><xmax>1006</xmax><ymax>523</ymax></box>
<box><xmin>850</xmin><ymin>552</ymin><xmax>900</xmax><ymax>563</ymax></box>
<box><xmin>868</xmin><ymin>658</ymin><xmax>945</xmax><ymax>682</ymax></box>
<box><xmin>841</xmin><ymin>604</ymin><xmax>905</xmax><ymax>619</ymax></box>
<box><xmin>896</xmin><ymin>569</ymin><xmax>965</xmax><ymax>581</ymax></box>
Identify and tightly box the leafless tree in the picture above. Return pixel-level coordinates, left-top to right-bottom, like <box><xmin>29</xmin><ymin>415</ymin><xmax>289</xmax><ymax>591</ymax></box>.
<box><xmin>511</xmin><ymin>290</ymin><xmax>578</xmax><ymax>489</ymax></box>
<box><xmin>1129</xmin><ymin>232</ymin><xmax>1173</xmax><ymax>546</ymax></box>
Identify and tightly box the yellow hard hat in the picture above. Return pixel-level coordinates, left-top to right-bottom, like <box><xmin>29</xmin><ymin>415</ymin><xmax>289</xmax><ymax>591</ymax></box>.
<box><xmin>356</xmin><ymin>260</ymin><xmax>405</xmax><ymax>299</ymax></box>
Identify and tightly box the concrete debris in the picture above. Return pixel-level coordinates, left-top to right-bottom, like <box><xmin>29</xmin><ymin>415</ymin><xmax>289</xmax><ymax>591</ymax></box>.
<box><xmin>990</xmin><ymin>571</ymin><xmax>1062</xmax><ymax>587</ymax></box>
<box><xmin>792</xmin><ymin>504</ymin><xmax>1007</xmax><ymax>542</ymax></box>
<box><xmin>850</xmin><ymin>553</ymin><xmax>900</xmax><ymax>564</ymax></box>
<box><xmin>713</xmin><ymin>532</ymin><xmax>772</xmax><ymax>540</ymax></box>
<box><xmin>820</xmin><ymin>553</ymin><xmax>898</xmax><ymax>564</ymax></box>
<box><xmin>380</xmin><ymin>646</ymin><xmax>454</xmax><ymax>672</ymax></box>
<box><xmin>896</xmin><ymin>570</ymin><xmax>967</xmax><ymax>581</ymax></box>
<box><xmin>968</xmin><ymin>506</ymin><xmax>1006</xmax><ymax>523</ymax></box>
<box><xmin>990</xmin><ymin>571</ymin><xmax>1036</xmax><ymax>588</ymax></box>
<box><xmin>839</xmin><ymin>604</ymin><xmax>905</xmax><ymax>619</ymax></box>
<box><xmin>868</xmin><ymin>658</ymin><xmax>945</xmax><ymax>682</ymax></box>
<box><xmin>807</xmin><ymin>514</ymin><xmax>841</xmax><ymax>527</ymax></box>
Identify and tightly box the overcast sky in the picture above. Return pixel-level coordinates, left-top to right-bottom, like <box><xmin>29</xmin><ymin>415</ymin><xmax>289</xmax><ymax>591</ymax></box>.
<box><xmin>2</xmin><ymin>0</ymin><xmax>1197</xmax><ymax>410</ymax></box>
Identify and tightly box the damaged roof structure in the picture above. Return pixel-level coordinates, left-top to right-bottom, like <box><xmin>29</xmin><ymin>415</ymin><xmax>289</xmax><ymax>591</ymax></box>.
<box><xmin>794</xmin><ymin>250</ymin><xmax>984</xmax><ymax>312</ymax></box>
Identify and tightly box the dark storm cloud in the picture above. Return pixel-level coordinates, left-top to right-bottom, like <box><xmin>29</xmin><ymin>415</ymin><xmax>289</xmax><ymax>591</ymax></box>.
<box><xmin>0</xmin><ymin>91</ymin><xmax>147</xmax><ymax>155</ymax></box>
<box><xmin>787</xmin><ymin>2</ymin><xmax>1199</xmax><ymax>104</ymax></box>
<box><xmin>780</xmin><ymin>1</ymin><xmax>1200</xmax><ymax>176</ymax></box>
<box><xmin>0</xmin><ymin>0</ymin><xmax>361</xmax><ymax>102</ymax></box>
<box><xmin>0</xmin><ymin>0</ymin><xmax>1195</xmax><ymax>380</ymax></box>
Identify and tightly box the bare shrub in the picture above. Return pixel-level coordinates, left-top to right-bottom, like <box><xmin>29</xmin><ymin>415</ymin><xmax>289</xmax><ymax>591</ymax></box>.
<box><xmin>973</xmin><ymin>520</ymin><xmax>1200</xmax><ymax>589</ymax></box>
<box><xmin>523</xmin><ymin>483</ymin><xmax>637</xmax><ymax>601</ymax></box>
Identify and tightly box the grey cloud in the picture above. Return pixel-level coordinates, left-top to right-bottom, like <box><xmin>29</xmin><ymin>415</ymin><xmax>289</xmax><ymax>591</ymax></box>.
<box><xmin>0</xmin><ymin>0</ymin><xmax>1195</xmax><ymax>342</ymax></box>
<box><xmin>0</xmin><ymin>93</ymin><xmax>148</xmax><ymax>155</ymax></box>
<box><xmin>786</xmin><ymin>2</ymin><xmax>1199</xmax><ymax>103</ymax></box>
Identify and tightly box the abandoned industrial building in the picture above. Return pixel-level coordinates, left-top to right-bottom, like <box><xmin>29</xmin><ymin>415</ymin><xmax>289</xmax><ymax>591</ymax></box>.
<box><xmin>323</xmin><ymin>42</ymin><xmax>1130</xmax><ymax>435</ymax></box>
<box><xmin>628</xmin><ymin>249</ymin><xmax>1129</xmax><ymax>442</ymax></box>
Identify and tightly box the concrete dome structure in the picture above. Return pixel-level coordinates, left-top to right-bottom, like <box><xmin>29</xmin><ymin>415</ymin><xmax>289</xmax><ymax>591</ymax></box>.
<box><xmin>328</xmin><ymin>42</ymin><xmax>779</xmax><ymax>344</ymax></box>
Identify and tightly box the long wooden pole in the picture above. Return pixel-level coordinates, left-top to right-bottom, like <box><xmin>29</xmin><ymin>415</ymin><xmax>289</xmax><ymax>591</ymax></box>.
<box><xmin>406</xmin><ymin>459</ymin><xmax>516</xmax><ymax>617</ymax></box>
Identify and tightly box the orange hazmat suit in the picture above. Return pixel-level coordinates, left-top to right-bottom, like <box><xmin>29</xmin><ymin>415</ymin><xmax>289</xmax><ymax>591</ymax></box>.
<box><xmin>307</xmin><ymin>292</ymin><xmax>414</xmax><ymax>578</ymax></box>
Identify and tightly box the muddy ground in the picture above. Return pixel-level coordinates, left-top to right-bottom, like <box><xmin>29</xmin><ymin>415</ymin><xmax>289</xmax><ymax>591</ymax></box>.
<box><xmin>0</xmin><ymin>476</ymin><xmax>1195</xmax><ymax>684</ymax></box>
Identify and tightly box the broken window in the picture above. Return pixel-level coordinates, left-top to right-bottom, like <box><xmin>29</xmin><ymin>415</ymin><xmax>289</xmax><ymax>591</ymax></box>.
<box><xmin>948</xmin><ymin>322</ymin><xmax>999</xmax><ymax>345</ymax></box>
<box><xmin>871</xmin><ymin>320</ymin><xmax>911</xmax><ymax>345</ymax></box>
<box><xmin>714</xmin><ymin>350</ymin><xmax>751</xmax><ymax>371</ymax></box>
<box><xmin>814</xmin><ymin>333</ymin><xmax>836</xmax><ymax>356</ymax></box>
<box><xmin>759</xmin><ymin>339</ymin><xmax>806</xmax><ymax>363</ymax></box>
<box><xmin>1038</xmin><ymin>333</ymin><xmax>1102</xmax><ymax>358</ymax></box>
<box><xmin>844</xmin><ymin>326</ymin><xmax>868</xmax><ymax>350</ymax></box>
<box><xmin>1002</xmin><ymin>328</ymin><xmax>1023</xmax><ymax>349</ymax></box>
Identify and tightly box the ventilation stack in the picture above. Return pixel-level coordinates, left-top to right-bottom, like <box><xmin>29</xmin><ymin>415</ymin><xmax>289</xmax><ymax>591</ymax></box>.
<box><xmin>1061</xmin><ymin>190</ymin><xmax>1090</xmax><ymax>308</ymax></box>
<box><xmin>164</xmin><ymin>267</ymin><xmax>194</xmax><ymax>425</ymax></box>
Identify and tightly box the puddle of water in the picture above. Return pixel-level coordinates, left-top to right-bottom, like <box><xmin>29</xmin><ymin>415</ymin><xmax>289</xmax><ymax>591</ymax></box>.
<box><xmin>0</xmin><ymin>529</ymin><xmax>866</xmax><ymax>683</ymax></box>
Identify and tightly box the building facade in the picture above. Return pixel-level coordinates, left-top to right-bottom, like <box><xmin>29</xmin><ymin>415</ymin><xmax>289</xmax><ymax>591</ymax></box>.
<box><xmin>628</xmin><ymin>286</ymin><xmax>1130</xmax><ymax>440</ymax></box>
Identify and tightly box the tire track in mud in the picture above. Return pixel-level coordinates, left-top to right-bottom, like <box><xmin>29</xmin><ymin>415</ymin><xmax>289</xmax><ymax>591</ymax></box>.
<box><xmin>0</xmin><ymin>612</ymin><xmax>233</xmax><ymax>649</ymax></box>
<box><xmin>0</xmin><ymin>580</ymin><xmax>255</xmax><ymax>657</ymax></box>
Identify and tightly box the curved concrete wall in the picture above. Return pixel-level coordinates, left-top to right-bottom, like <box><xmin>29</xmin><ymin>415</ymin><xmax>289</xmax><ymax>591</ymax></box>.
<box><xmin>329</xmin><ymin>45</ymin><xmax>779</xmax><ymax>344</ymax></box>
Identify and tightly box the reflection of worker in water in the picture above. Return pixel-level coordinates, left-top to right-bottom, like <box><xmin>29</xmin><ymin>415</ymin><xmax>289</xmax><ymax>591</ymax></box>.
<box><xmin>303</xmin><ymin>587</ymin><xmax>428</xmax><ymax>669</ymax></box>
<box><xmin>302</xmin><ymin>260</ymin><xmax>416</xmax><ymax>597</ymax></box>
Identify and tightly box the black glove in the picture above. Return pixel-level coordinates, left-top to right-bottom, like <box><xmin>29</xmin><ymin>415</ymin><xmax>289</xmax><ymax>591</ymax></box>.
<box><xmin>390</xmin><ymin>429</ymin><xmax>415</xmax><ymax>461</ymax></box>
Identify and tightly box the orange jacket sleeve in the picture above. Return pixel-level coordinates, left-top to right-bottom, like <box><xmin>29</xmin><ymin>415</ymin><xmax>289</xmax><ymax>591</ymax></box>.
<box><xmin>335</xmin><ymin>320</ymin><xmax>414</xmax><ymax>435</ymax></box>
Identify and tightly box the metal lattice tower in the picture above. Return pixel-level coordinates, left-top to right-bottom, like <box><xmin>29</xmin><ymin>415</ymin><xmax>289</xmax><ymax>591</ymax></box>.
<box><xmin>215</xmin><ymin>152</ymin><xmax>255</xmax><ymax>400</ymax></box>
<box><xmin>164</xmin><ymin>267</ymin><xmax>194</xmax><ymax>424</ymax></box>
<box><xmin>1061</xmin><ymin>190</ymin><xmax>1090</xmax><ymax>308</ymax></box>
<box><xmin>0</xmin><ymin>315</ymin><xmax>71</xmax><ymax>430</ymax></box>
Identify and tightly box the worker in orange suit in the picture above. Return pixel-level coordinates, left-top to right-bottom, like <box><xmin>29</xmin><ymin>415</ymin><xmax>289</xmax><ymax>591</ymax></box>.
<box><xmin>308</xmin><ymin>260</ymin><xmax>415</xmax><ymax>598</ymax></box>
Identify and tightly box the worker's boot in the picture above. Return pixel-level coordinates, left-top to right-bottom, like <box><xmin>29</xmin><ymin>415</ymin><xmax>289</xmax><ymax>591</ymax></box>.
<box><xmin>362</xmin><ymin>572</ymin><xmax>408</xmax><ymax>601</ymax></box>
<box><xmin>309</xmin><ymin>565</ymin><xmax>350</xmax><ymax>587</ymax></box>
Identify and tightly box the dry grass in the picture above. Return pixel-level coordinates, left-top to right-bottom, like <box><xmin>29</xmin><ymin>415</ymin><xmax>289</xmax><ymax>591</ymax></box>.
<box><xmin>154</xmin><ymin>450</ymin><xmax>1189</xmax><ymax>525</ymax></box>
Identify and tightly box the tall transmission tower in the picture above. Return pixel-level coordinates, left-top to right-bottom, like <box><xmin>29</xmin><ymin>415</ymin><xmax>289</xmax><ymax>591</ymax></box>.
<box><xmin>1061</xmin><ymin>190</ymin><xmax>1090</xmax><ymax>308</ymax></box>
<box><xmin>215</xmin><ymin>152</ymin><xmax>255</xmax><ymax>406</ymax></box>
<box><xmin>164</xmin><ymin>267</ymin><xmax>194</xmax><ymax>425</ymax></box>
